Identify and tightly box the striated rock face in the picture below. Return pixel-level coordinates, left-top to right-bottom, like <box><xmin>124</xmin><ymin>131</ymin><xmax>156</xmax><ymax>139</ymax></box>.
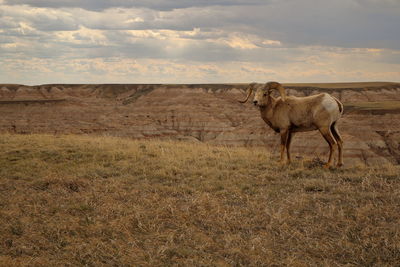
<box><xmin>0</xmin><ymin>82</ymin><xmax>399</xmax><ymax>166</ymax></box>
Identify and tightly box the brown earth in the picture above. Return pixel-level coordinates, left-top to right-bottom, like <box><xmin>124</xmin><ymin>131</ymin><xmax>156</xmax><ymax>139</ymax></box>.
<box><xmin>0</xmin><ymin>82</ymin><xmax>399</xmax><ymax>166</ymax></box>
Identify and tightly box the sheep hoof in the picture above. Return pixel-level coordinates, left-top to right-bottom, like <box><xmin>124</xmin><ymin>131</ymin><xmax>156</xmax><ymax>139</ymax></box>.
<box><xmin>279</xmin><ymin>160</ymin><xmax>287</xmax><ymax>166</ymax></box>
<box><xmin>336</xmin><ymin>163</ymin><xmax>343</xmax><ymax>168</ymax></box>
<box><xmin>278</xmin><ymin>160</ymin><xmax>291</xmax><ymax>167</ymax></box>
<box><xmin>323</xmin><ymin>163</ymin><xmax>331</xmax><ymax>169</ymax></box>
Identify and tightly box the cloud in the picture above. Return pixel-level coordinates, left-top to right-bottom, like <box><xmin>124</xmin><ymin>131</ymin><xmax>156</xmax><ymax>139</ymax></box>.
<box><xmin>2</xmin><ymin>54</ymin><xmax>399</xmax><ymax>85</ymax></box>
<box><xmin>0</xmin><ymin>0</ymin><xmax>399</xmax><ymax>84</ymax></box>
<box><xmin>4</xmin><ymin>0</ymin><xmax>268</xmax><ymax>11</ymax></box>
<box><xmin>0</xmin><ymin>5</ymin><xmax>79</xmax><ymax>32</ymax></box>
<box><xmin>221</xmin><ymin>0</ymin><xmax>400</xmax><ymax>50</ymax></box>
<box><xmin>2</xmin><ymin>1</ymin><xmax>399</xmax><ymax>48</ymax></box>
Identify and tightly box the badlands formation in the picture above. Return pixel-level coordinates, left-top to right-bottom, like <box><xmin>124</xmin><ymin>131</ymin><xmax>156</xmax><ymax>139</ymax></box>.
<box><xmin>0</xmin><ymin>82</ymin><xmax>399</xmax><ymax>166</ymax></box>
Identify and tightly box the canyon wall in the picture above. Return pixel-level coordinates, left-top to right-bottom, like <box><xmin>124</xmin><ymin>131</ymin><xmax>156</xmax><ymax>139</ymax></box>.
<box><xmin>1</xmin><ymin>83</ymin><xmax>399</xmax><ymax>166</ymax></box>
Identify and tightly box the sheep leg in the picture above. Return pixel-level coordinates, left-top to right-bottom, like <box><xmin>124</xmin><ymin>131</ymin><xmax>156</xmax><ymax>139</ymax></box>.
<box><xmin>318</xmin><ymin>127</ymin><xmax>337</xmax><ymax>168</ymax></box>
<box><xmin>331</xmin><ymin>123</ymin><xmax>344</xmax><ymax>167</ymax></box>
<box><xmin>280</xmin><ymin>130</ymin><xmax>290</xmax><ymax>164</ymax></box>
<box><xmin>286</xmin><ymin>131</ymin><xmax>293</xmax><ymax>164</ymax></box>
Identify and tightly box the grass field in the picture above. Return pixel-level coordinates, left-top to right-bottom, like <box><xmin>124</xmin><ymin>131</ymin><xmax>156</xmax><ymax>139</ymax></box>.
<box><xmin>283</xmin><ymin>82</ymin><xmax>400</xmax><ymax>89</ymax></box>
<box><xmin>0</xmin><ymin>134</ymin><xmax>399</xmax><ymax>266</ymax></box>
<box><xmin>344</xmin><ymin>101</ymin><xmax>400</xmax><ymax>111</ymax></box>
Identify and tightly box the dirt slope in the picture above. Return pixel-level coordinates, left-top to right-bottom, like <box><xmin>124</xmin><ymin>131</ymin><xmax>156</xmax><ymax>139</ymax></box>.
<box><xmin>0</xmin><ymin>82</ymin><xmax>399</xmax><ymax>166</ymax></box>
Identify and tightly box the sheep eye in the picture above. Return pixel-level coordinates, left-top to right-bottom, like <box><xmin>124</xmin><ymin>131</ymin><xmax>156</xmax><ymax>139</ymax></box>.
<box><xmin>263</xmin><ymin>93</ymin><xmax>267</xmax><ymax>97</ymax></box>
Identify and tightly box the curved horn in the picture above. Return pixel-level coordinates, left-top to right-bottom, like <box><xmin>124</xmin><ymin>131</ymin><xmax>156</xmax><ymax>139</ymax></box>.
<box><xmin>266</xmin><ymin>82</ymin><xmax>287</xmax><ymax>101</ymax></box>
<box><xmin>238</xmin><ymin>83</ymin><xmax>255</xmax><ymax>103</ymax></box>
<box><xmin>277</xmin><ymin>83</ymin><xmax>287</xmax><ymax>101</ymax></box>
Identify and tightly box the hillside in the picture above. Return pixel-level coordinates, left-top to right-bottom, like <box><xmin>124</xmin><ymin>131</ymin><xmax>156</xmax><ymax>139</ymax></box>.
<box><xmin>0</xmin><ymin>134</ymin><xmax>399</xmax><ymax>266</ymax></box>
<box><xmin>0</xmin><ymin>82</ymin><xmax>400</xmax><ymax>165</ymax></box>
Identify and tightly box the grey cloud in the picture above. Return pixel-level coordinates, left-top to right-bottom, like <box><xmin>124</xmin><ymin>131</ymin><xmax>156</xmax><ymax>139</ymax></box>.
<box><xmin>0</xmin><ymin>41</ymin><xmax>61</xmax><ymax>59</ymax></box>
<box><xmin>31</xmin><ymin>15</ymin><xmax>79</xmax><ymax>31</ymax></box>
<box><xmin>1</xmin><ymin>0</ymin><xmax>399</xmax><ymax>85</ymax></box>
<box><xmin>8</xmin><ymin>26</ymin><xmax>285</xmax><ymax>63</ymax></box>
<box><xmin>373</xmin><ymin>50</ymin><xmax>400</xmax><ymax>65</ymax></box>
<box><xmin>100</xmin><ymin>30</ymin><xmax>239</xmax><ymax>62</ymax></box>
<box><xmin>0</xmin><ymin>28</ymin><xmax>40</xmax><ymax>37</ymax></box>
<box><xmin>0</xmin><ymin>35</ymin><xmax>15</xmax><ymax>43</ymax></box>
<box><xmin>1</xmin><ymin>5</ymin><xmax>80</xmax><ymax>31</ymax></box>
<box><xmin>41</xmin><ymin>7</ymin><xmax>230</xmax><ymax>32</ymax></box>
<box><xmin>98</xmin><ymin>1</ymin><xmax>400</xmax><ymax>50</ymax></box>
<box><xmin>0</xmin><ymin>17</ymin><xmax>19</xmax><ymax>28</ymax></box>
<box><xmin>4</xmin><ymin>0</ymin><xmax>268</xmax><ymax>11</ymax></box>
<box><xmin>187</xmin><ymin>0</ymin><xmax>400</xmax><ymax>50</ymax></box>
<box><xmin>143</xmin><ymin>8</ymin><xmax>230</xmax><ymax>31</ymax></box>
<box><xmin>88</xmin><ymin>30</ymin><xmax>297</xmax><ymax>64</ymax></box>
<box><xmin>258</xmin><ymin>0</ymin><xmax>399</xmax><ymax>49</ymax></box>
<box><xmin>3</xmin><ymin>0</ymin><xmax>399</xmax><ymax>49</ymax></box>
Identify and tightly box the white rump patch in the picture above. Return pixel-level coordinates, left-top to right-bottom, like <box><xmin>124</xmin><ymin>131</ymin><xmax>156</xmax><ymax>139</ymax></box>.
<box><xmin>321</xmin><ymin>95</ymin><xmax>337</xmax><ymax>112</ymax></box>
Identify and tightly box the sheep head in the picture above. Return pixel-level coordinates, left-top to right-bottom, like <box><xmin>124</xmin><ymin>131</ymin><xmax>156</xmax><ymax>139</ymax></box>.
<box><xmin>252</xmin><ymin>86</ymin><xmax>270</xmax><ymax>107</ymax></box>
<box><xmin>264</xmin><ymin>81</ymin><xmax>287</xmax><ymax>101</ymax></box>
<box><xmin>239</xmin><ymin>81</ymin><xmax>287</xmax><ymax>105</ymax></box>
<box><xmin>253</xmin><ymin>82</ymin><xmax>287</xmax><ymax>107</ymax></box>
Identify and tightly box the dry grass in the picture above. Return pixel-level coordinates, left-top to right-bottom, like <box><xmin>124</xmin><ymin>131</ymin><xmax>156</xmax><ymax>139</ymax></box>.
<box><xmin>0</xmin><ymin>134</ymin><xmax>399</xmax><ymax>266</ymax></box>
<box><xmin>283</xmin><ymin>82</ymin><xmax>400</xmax><ymax>89</ymax></box>
<box><xmin>344</xmin><ymin>101</ymin><xmax>400</xmax><ymax>111</ymax></box>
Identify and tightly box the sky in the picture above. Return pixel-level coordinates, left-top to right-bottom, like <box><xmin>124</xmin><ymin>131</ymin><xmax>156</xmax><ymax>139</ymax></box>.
<box><xmin>0</xmin><ymin>0</ymin><xmax>399</xmax><ymax>85</ymax></box>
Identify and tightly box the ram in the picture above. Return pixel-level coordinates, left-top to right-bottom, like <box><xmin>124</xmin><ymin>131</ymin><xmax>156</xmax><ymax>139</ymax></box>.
<box><xmin>239</xmin><ymin>82</ymin><xmax>344</xmax><ymax>168</ymax></box>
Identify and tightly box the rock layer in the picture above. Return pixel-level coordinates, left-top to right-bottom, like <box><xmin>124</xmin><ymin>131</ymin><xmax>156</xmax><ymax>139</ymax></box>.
<box><xmin>0</xmin><ymin>83</ymin><xmax>399</xmax><ymax>166</ymax></box>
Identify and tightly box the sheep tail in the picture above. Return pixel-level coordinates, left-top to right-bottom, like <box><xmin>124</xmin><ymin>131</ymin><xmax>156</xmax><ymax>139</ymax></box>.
<box><xmin>333</xmin><ymin>96</ymin><xmax>343</xmax><ymax>114</ymax></box>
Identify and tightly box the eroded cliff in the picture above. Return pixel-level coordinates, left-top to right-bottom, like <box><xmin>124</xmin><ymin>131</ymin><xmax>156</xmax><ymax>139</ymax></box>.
<box><xmin>1</xmin><ymin>82</ymin><xmax>399</xmax><ymax>166</ymax></box>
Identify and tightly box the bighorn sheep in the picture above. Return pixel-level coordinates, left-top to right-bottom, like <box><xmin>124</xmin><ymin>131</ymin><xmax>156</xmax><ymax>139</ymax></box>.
<box><xmin>239</xmin><ymin>82</ymin><xmax>343</xmax><ymax>168</ymax></box>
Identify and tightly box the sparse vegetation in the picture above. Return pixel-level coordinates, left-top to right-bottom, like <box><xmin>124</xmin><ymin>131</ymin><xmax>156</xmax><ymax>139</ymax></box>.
<box><xmin>0</xmin><ymin>134</ymin><xmax>399</xmax><ymax>266</ymax></box>
<box><xmin>345</xmin><ymin>101</ymin><xmax>400</xmax><ymax>111</ymax></box>
<box><xmin>122</xmin><ymin>86</ymin><xmax>156</xmax><ymax>105</ymax></box>
<box><xmin>283</xmin><ymin>82</ymin><xmax>400</xmax><ymax>89</ymax></box>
